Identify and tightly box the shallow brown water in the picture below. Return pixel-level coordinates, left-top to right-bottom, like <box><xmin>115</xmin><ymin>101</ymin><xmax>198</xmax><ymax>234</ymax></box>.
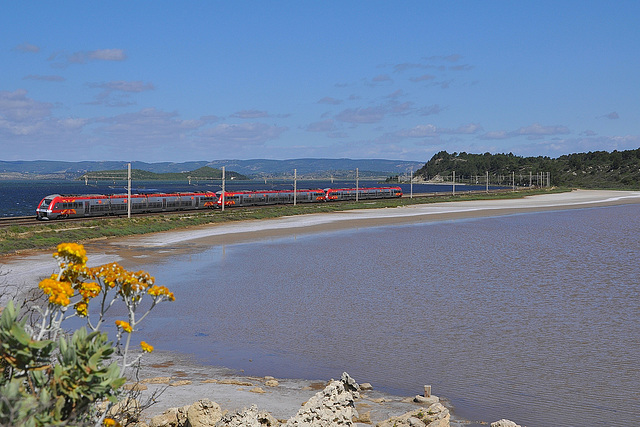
<box><xmin>116</xmin><ymin>204</ymin><xmax>639</xmax><ymax>426</ymax></box>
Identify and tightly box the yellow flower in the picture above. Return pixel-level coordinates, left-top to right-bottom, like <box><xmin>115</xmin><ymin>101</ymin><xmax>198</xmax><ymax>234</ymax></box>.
<box><xmin>103</xmin><ymin>418</ymin><xmax>122</xmax><ymax>427</ymax></box>
<box><xmin>39</xmin><ymin>278</ymin><xmax>74</xmax><ymax>306</ymax></box>
<box><xmin>74</xmin><ymin>300</ymin><xmax>88</xmax><ymax>317</ymax></box>
<box><xmin>78</xmin><ymin>282</ymin><xmax>101</xmax><ymax>299</ymax></box>
<box><xmin>148</xmin><ymin>285</ymin><xmax>175</xmax><ymax>301</ymax></box>
<box><xmin>55</xmin><ymin>242</ymin><xmax>88</xmax><ymax>266</ymax></box>
<box><xmin>115</xmin><ymin>320</ymin><xmax>132</xmax><ymax>333</ymax></box>
<box><xmin>140</xmin><ymin>341</ymin><xmax>154</xmax><ymax>353</ymax></box>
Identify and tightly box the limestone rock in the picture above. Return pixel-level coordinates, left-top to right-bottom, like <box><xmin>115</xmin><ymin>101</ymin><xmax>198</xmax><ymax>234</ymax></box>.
<box><xmin>376</xmin><ymin>403</ymin><xmax>450</xmax><ymax>427</ymax></box>
<box><xmin>149</xmin><ymin>405</ymin><xmax>189</xmax><ymax>427</ymax></box>
<box><xmin>143</xmin><ymin>377</ymin><xmax>172</xmax><ymax>384</ymax></box>
<box><xmin>250</xmin><ymin>387</ymin><xmax>266</xmax><ymax>393</ymax></box>
<box><xmin>360</xmin><ymin>382</ymin><xmax>373</xmax><ymax>391</ymax></box>
<box><xmin>187</xmin><ymin>399</ymin><xmax>223</xmax><ymax>427</ymax></box>
<box><xmin>215</xmin><ymin>404</ymin><xmax>279</xmax><ymax>427</ymax></box>
<box><xmin>123</xmin><ymin>383</ymin><xmax>148</xmax><ymax>391</ymax></box>
<box><xmin>284</xmin><ymin>372</ymin><xmax>360</xmax><ymax>426</ymax></box>
<box><xmin>413</xmin><ymin>395</ymin><xmax>439</xmax><ymax>406</ymax></box>
<box><xmin>265</xmin><ymin>379</ymin><xmax>279</xmax><ymax>387</ymax></box>
<box><xmin>491</xmin><ymin>420</ymin><xmax>521</xmax><ymax>427</ymax></box>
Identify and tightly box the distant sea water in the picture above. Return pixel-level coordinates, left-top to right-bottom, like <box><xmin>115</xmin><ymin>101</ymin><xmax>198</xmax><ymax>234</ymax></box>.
<box><xmin>0</xmin><ymin>179</ymin><xmax>499</xmax><ymax>217</ymax></box>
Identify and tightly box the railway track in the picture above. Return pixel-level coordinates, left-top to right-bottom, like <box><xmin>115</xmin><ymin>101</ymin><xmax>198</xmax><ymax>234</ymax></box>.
<box><xmin>0</xmin><ymin>188</ymin><xmax>516</xmax><ymax>229</ymax></box>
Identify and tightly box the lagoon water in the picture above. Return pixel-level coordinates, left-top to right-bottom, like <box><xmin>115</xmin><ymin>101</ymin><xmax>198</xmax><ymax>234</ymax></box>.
<box><xmin>110</xmin><ymin>203</ymin><xmax>640</xmax><ymax>427</ymax></box>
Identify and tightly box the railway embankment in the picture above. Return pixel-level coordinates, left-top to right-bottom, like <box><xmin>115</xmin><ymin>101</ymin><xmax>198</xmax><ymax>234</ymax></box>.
<box><xmin>0</xmin><ymin>187</ymin><xmax>566</xmax><ymax>255</ymax></box>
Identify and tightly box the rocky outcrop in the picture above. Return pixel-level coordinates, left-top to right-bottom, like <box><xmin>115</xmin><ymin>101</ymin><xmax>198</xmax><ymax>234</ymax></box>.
<box><xmin>284</xmin><ymin>372</ymin><xmax>360</xmax><ymax>426</ymax></box>
<box><xmin>215</xmin><ymin>404</ymin><xmax>279</xmax><ymax>427</ymax></box>
<box><xmin>491</xmin><ymin>420</ymin><xmax>521</xmax><ymax>427</ymax></box>
<box><xmin>375</xmin><ymin>403</ymin><xmax>450</xmax><ymax>427</ymax></box>
<box><xmin>149</xmin><ymin>399</ymin><xmax>222</xmax><ymax>427</ymax></box>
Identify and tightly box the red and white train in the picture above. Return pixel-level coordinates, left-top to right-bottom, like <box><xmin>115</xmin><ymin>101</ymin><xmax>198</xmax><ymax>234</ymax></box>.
<box><xmin>36</xmin><ymin>186</ymin><xmax>402</xmax><ymax>220</ymax></box>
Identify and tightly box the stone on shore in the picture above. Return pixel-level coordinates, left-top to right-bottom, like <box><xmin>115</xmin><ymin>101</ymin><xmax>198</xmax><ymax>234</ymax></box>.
<box><xmin>284</xmin><ymin>372</ymin><xmax>361</xmax><ymax>426</ymax></box>
<box><xmin>215</xmin><ymin>404</ymin><xmax>279</xmax><ymax>427</ymax></box>
<box><xmin>491</xmin><ymin>419</ymin><xmax>521</xmax><ymax>427</ymax></box>
<box><xmin>375</xmin><ymin>403</ymin><xmax>450</xmax><ymax>427</ymax></box>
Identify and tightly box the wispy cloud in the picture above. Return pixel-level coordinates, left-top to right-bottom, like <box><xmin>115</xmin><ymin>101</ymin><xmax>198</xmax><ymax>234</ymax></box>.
<box><xmin>49</xmin><ymin>48</ymin><xmax>127</xmax><ymax>67</ymax></box>
<box><xmin>23</xmin><ymin>74</ymin><xmax>66</xmax><ymax>82</ymax></box>
<box><xmin>0</xmin><ymin>90</ymin><xmax>87</xmax><ymax>148</ymax></box>
<box><xmin>89</xmin><ymin>81</ymin><xmax>154</xmax><ymax>92</ymax></box>
<box><xmin>317</xmin><ymin>97</ymin><xmax>343</xmax><ymax>105</ymax></box>
<box><xmin>335</xmin><ymin>106</ymin><xmax>387</xmax><ymax>124</ymax></box>
<box><xmin>305</xmin><ymin>119</ymin><xmax>337</xmax><ymax>132</ymax></box>
<box><xmin>95</xmin><ymin>108</ymin><xmax>202</xmax><ymax>140</ymax></box>
<box><xmin>603</xmin><ymin>111</ymin><xmax>619</xmax><ymax>120</ymax></box>
<box><xmin>0</xmin><ymin>89</ymin><xmax>52</xmax><ymax>123</ymax></box>
<box><xmin>396</xmin><ymin>123</ymin><xmax>483</xmax><ymax>138</ymax></box>
<box><xmin>418</xmin><ymin>104</ymin><xmax>444</xmax><ymax>116</ymax></box>
<box><xmin>231</xmin><ymin>109</ymin><xmax>270</xmax><ymax>119</ymax></box>
<box><xmin>14</xmin><ymin>42</ymin><xmax>40</xmax><ymax>53</ymax></box>
<box><xmin>86</xmin><ymin>80</ymin><xmax>154</xmax><ymax>107</ymax></box>
<box><xmin>198</xmin><ymin>122</ymin><xmax>288</xmax><ymax>145</ymax></box>
<box><xmin>480</xmin><ymin>123</ymin><xmax>570</xmax><ymax>140</ymax></box>
<box><xmin>409</xmin><ymin>74</ymin><xmax>436</xmax><ymax>83</ymax></box>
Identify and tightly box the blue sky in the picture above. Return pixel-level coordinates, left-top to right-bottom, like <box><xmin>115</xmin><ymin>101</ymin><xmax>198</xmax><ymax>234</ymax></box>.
<box><xmin>1</xmin><ymin>1</ymin><xmax>638</xmax><ymax>163</ymax></box>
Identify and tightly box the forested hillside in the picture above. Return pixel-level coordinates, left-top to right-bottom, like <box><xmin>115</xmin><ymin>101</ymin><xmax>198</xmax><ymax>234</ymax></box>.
<box><xmin>83</xmin><ymin>166</ymin><xmax>247</xmax><ymax>181</ymax></box>
<box><xmin>415</xmin><ymin>149</ymin><xmax>640</xmax><ymax>189</ymax></box>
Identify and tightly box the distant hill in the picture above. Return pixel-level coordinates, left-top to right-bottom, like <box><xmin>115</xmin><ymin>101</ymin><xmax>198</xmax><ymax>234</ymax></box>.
<box><xmin>82</xmin><ymin>166</ymin><xmax>247</xmax><ymax>181</ymax></box>
<box><xmin>416</xmin><ymin>149</ymin><xmax>640</xmax><ymax>189</ymax></box>
<box><xmin>0</xmin><ymin>158</ymin><xmax>423</xmax><ymax>180</ymax></box>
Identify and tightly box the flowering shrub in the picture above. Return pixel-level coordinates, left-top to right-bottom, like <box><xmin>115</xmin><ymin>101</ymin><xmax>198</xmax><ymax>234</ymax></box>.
<box><xmin>0</xmin><ymin>243</ymin><xmax>175</xmax><ymax>426</ymax></box>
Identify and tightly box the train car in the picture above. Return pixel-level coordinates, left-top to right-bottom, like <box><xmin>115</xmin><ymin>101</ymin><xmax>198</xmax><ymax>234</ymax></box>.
<box><xmin>324</xmin><ymin>186</ymin><xmax>403</xmax><ymax>201</ymax></box>
<box><xmin>216</xmin><ymin>189</ymin><xmax>325</xmax><ymax>208</ymax></box>
<box><xmin>36</xmin><ymin>191</ymin><xmax>219</xmax><ymax>219</ymax></box>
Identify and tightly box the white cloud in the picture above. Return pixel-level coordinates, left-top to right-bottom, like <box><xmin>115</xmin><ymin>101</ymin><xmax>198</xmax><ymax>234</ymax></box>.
<box><xmin>418</xmin><ymin>104</ymin><xmax>444</xmax><ymax>116</ymax></box>
<box><xmin>198</xmin><ymin>122</ymin><xmax>287</xmax><ymax>145</ymax></box>
<box><xmin>89</xmin><ymin>81</ymin><xmax>155</xmax><ymax>92</ymax></box>
<box><xmin>14</xmin><ymin>43</ymin><xmax>40</xmax><ymax>53</ymax></box>
<box><xmin>410</xmin><ymin>74</ymin><xmax>436</xmax><ymax>82</ymax></box>
<box><xmin>95</xmin><ymin>108</ymin><xmax>202</xmax><ymax>140</ymax></box>
<box><xmin>231</xmin><ymin>109</ymin><xmax>270</xmax><ymax>119</ymax></box>
<box><xmin>335</xmin><ymin>106</ymin><xmax>387</xmax><ymax>124</ymax></box>
<box><xmin>23</xmin><ymin>75</ymin><xmax>66</xmax><ymax>82</ymax></box>
<box><xmin>397</xmin><ymin>124</ymin><xmax>437</xmax><ymax>138</ymax></box>
<box><xmin>317</xmin><ymin>97</ymin><xmax>342</xmax><ymax>105</ymax></box>
<box><xmin>49</xmin><ymin>48</ymin><xmax>127</xmax><ymax>67</ymax></box>
<box><xmin>0</xmin><ymin>89</ymin><xmax>52</xmax><ymax>122</ymax></box>
<box><xmin>481</xmin><ymin>123</ymin><xmax>570</xmax><ymax>140</ymax></box>
<box><xmin>305</xmin><ymin>119</ymin><xmax>336</xmax><ymax>132</ymax></box>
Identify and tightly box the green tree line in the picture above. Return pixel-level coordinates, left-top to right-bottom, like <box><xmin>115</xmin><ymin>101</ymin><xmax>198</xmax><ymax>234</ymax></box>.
<box><xmin>415</xmin><ymin>149</ymin><xmax>640</xmax><ymax>189</ymax></box>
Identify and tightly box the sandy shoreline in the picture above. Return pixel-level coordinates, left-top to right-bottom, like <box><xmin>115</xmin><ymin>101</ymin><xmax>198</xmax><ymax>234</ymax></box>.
<box><xmin>2</xmin><ymin>189</ymin><xmax>640</xmax><ymax>425</ymax></box>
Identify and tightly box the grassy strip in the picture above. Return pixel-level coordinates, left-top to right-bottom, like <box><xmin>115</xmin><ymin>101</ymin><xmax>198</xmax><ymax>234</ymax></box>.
<box><xmin>1</xmin><ymin>187</ymin><xmax>568</xmax><ymax>255</ymax></box>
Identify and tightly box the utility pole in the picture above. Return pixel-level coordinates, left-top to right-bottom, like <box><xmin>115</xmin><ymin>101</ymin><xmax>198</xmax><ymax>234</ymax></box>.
<box><xmin>486</xmin><ymin>171</ymin><xmax>489</xmax><ymax>193</ymax></box>
<box><xmin>294</xmin><ymin>168</ymin><xmax>297</xmax><ymax>205</ymax></box>
<box><xmin>356</xmin><ymin>168</ymin><xmax>359</xmax><ymax>202</ymax></box>
<box><xmin>410</xmin><ymin>168</ymin><xmax>413</xmax><ymax>199</ymax></box>
<box><xmin>529</xmin><ymin>171</ymin><xmax>532</xmax><ymax>188</ymax></box>
<box><xmin>452</xmin><ymin>170</ymin><xmax>456</xmax><ymax>196</ymax></box>
<box><xmin>221</xmin><ymin>166</ymin><xmax>225</xmax><ymax>212</ymax></box>
<box><xmin>127</xmin><ymin>162</ymin><xmax>131</xmax><ymax>219</ymax></box>
<box><xmin>512</xmin><ymin>171</ymin><xmax>515</xmax><ymax>191</ymax></box>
